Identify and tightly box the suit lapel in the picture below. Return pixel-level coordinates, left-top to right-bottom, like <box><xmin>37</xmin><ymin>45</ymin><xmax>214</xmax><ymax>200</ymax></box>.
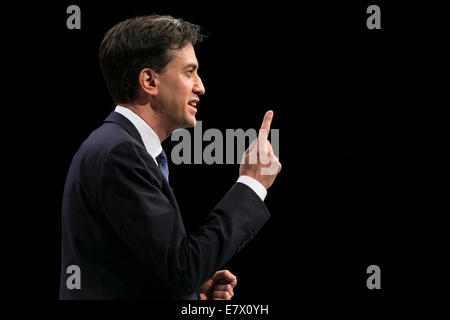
<box><xmin>103</xmin><ymin>111</ymin><xmax>181</xmax><ymax>212</ymax></box>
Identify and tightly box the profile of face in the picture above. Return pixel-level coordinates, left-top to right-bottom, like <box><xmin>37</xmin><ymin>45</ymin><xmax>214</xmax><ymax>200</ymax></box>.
<box><xmin>150</xmin><ymin>43</ymin><xmax>205</xmax><ymax>131</ymax></box>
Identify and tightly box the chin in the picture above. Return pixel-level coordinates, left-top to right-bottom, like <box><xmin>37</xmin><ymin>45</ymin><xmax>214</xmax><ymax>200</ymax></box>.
<box><xmin>179</xmin><ymin>119</ymin><xmax>196</xmax><ymax>129</ymax></box>
<box><xmin>184</xmin><ymin>113</ymin><xmax>197</xmax><ymax>128</ymax></box>
<box><xmin>187</xmin><ymin>118</ymin><xmax>197</xmax><ymax>128</ymax></box>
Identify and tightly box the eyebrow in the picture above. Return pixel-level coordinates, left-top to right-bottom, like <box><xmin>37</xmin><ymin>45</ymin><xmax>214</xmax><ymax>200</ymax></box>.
<box><xmin>184</xmin><ymin>63</ymin><xmax>198</xmax><ymax>71</ymax></box>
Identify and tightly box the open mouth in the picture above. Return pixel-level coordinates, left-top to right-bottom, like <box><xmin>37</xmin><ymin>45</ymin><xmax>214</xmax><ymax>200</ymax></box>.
<box><xmin>187</xmin><ymin>100</ymin><xmax>198</xmax><ymax>113</ymax></box>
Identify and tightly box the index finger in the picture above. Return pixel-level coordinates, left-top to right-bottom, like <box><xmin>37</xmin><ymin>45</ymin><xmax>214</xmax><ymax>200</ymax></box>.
<box><xmin>211</xmin><ymin>270</ymin><xmax>236</xmax><ymax>282</ymax></box>
<box><xmin>259</xmin><ymin>110</ymin><xmax>273</xmax><ymax>141</ymax></box>
<box><xmin>216</xmin><ymin>277</ymin><xmax>237</xmax><ymax>288</ymax></box>
<box><xmin>211</xmin><ymin>270</ymin><xmax>237</xmax><ymax>285</ymax></box>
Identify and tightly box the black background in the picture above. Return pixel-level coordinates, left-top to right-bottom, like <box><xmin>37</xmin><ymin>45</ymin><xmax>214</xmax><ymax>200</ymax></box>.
<box><xmin>2</xmin><ymin>0</ymin><xmax>449</xmax><ymax>312</ymax></box>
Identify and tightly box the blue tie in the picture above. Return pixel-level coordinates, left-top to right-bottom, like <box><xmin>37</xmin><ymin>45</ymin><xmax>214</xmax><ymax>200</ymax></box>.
<box><xmin>156</xmin><ymin>149</ymin><xmax>169</xmax><ymax>182</ymax></box>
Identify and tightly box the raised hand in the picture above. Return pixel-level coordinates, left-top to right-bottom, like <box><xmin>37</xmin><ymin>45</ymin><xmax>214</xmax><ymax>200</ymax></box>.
<box><xmin>239</xmin><ymin>110</ymin><xmax>281</xmax><ymax>189</ymax></box>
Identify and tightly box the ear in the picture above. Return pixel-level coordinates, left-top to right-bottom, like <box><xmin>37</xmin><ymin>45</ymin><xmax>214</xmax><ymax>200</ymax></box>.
<box><xmin>138</xmin><ymin>68</ymin><xmax>159</xmax><ymax>96</ymax></box>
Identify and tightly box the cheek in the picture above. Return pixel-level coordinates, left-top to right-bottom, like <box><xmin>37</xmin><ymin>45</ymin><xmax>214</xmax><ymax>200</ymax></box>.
<box><xmin>181</xmin><ymin>79</ymin><xmax>193</xmax><ymax>94</ymax></box>
<box><xmin>176</xmin><ymin>81</ymin><xmax>193</xmax><ymax>105</ymax></box>
<box><xmin>160</xmin><ymin>75</ymin><xmax>192</xmax><ymax>107</ymax></box>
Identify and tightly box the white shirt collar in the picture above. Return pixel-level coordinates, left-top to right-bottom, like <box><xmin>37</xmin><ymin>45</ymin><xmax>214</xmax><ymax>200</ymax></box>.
<box><xmin>114</xmin><ymin>105</ymin><xmax>162</xmax><ymax>163</ymax></box>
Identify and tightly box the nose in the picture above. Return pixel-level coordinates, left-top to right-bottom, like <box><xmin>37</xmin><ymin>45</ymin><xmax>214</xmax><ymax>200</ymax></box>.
<box><xmin>193</xmin><ymin>74</ymin><xmax>206</xmax><ymax>96</ymax></box>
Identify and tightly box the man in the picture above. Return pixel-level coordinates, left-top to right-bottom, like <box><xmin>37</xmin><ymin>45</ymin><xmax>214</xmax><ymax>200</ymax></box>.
<box><xmin>59</xmin><ymin>15</ymin><xmax>281</xmax><ymax>300</ymax></box>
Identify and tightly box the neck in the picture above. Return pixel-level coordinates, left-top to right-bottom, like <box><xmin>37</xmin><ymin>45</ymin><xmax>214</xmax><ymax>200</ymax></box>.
<box><xmin>120</xmin><ymin>102</ymin><xmax>171</xmax><ymax>142</ymax></box>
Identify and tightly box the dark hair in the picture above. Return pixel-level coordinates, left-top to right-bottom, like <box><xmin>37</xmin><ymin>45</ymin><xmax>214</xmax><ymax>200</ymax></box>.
<box><xmin>99</xmin><ymin>15</ymin><xmax>204</xmax><ymax>104</ymax></box>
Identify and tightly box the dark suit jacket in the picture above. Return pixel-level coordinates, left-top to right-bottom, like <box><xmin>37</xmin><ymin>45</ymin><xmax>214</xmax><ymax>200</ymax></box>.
<box><xmin>59</xmin><ymin>111</ymin><xmax>271</xmax><ymax>299</ymax></box>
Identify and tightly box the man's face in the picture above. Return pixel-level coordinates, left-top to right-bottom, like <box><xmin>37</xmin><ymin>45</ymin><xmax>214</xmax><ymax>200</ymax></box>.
<box><xmin>153</xmin><ymin>43</ymin><xmax>205</xmax><ymax>130</ymax></box>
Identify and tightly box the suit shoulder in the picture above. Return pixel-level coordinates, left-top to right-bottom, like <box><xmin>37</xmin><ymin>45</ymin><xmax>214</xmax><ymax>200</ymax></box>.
<box><xmin>79</xmin><ymin>122</ymin><xmax>143</xmax><ymax>159</ymax></box>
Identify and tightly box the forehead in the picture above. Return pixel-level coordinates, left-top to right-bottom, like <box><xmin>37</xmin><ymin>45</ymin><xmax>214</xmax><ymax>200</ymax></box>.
<box><xmin>169</xmin><ymin>43</ymin><xmax>198</xmax><ymax>67</ymax></box>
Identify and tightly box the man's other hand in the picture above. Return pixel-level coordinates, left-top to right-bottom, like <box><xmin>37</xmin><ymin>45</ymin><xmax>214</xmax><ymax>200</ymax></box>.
<box><xmin>200</xmin><ymin>270</ymin><xmax>237</xmax><ymax>300</ymax></box>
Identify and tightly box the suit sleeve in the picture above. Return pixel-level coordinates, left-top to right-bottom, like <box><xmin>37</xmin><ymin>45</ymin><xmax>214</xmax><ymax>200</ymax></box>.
<box><xmin>100</xmin><ymin>141</ymin><xmax>270</xmax><ymax>296</ymax></box>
